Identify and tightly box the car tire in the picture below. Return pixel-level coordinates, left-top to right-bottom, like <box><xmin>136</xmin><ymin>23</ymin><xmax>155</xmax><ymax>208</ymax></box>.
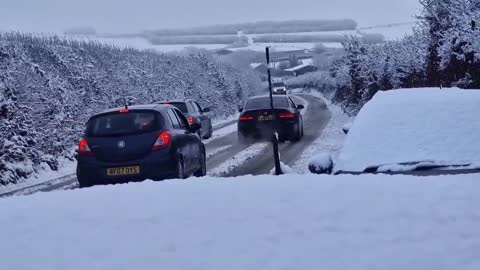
<box><xmin>176</xmin><ymin>157</ymin><xmax>185</xmax><ymax>179</ymax></box>
<box><xmin>77</xmin><ymin>168</ymin><xmax>93</xmax><ymax>188</ymax></box>
<box><xmin>292</xmin><ymin>124</ymin><xmax>302</xmax><ymax>142</ymax></box>
<box><xmin>194</xmin><ymin>148</ymin><xmax>207</xmax><ymax>177</ymax></box>
<box><xmin>203</xmin><ymin>125</ymin><xmax>212</xmax><ymax>139</ymax></box>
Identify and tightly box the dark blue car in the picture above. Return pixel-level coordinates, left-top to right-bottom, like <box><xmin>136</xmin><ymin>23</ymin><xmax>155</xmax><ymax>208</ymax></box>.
<box><xmin>76</xmin><ymin>104</ymin><xmax>206</xmax><ymax>188</ymax></box>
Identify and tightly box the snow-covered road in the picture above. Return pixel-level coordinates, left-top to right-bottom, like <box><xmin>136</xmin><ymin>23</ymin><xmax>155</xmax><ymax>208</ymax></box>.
<box><xmin>0</xmin><ymin>94</ymin><xmax>330</xmax><ymax>197</ymax></box>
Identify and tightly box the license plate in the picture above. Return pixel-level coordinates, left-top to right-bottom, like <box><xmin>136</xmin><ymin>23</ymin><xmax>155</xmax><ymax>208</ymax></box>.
<box><xmin>107</xmin><ymin>166</ymin><xmax>140</xmax><ymax>176</ymax></box>
<box><xmin>258</xmin><ymin>115</ymin><xmax>273</xmax><ymax>121</ymax></box>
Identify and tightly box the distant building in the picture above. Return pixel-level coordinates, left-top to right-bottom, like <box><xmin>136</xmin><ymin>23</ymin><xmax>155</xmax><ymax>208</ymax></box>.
<box><xmin>285</xmin><ymin>64</ymin><xmax>319</xmax><ymax>77</ymax></box>
<box><xmin>215</xmin><ymin>49</ymin><xmax>234</xmax><ymax>55</ymax></box>
<box><xmin>250</xmin><ymin>63</ymin><xmax>295</xmax><ymax>80</ymax></box>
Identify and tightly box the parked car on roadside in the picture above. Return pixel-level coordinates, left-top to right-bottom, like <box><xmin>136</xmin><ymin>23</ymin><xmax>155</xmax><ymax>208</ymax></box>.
<box><xmin>309</xmin><ymin>88</ymin><xmax>480</xmax><ymax>176</ymax></box>
<box><xmin>76</xmin><ymin>104</ymin><xmax>206</xmax><ymax>188</ymax></box>
<box><xmin>156</xmin><ymin>99</ymin><xmax>213</xmax><ymax>139</ymax></box>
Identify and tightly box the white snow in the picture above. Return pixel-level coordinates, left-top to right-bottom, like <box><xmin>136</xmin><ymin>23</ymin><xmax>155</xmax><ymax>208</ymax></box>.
<box><xmin>0</xmin><ymin>156</ymin><xmax>76</xmax><ymax>195</ymax></box>
<box><xmin>1</xmin><ymin>173</ymin><xmax>480</xmax><ymax>270</ymax></box>
<box><xmin>206</xmin><ymin>145</ymin><xmax>232</xmax><ymax>159</ymax></box>
<box><xmin>209</xmin><ymin>143</ymin><xmax>269</xmax><ymax>176</ymax></box>
<box><xmin>269</xmin><ymin>161</ymin><xmax>295</xmax><ymax>175</ymax></box>
<box><xmin>212</xmin><ymin>113</ymin><xmax>239</xmax><ymax>129</ymax></box>
<box><xmin>293</xmin><ymin>91</ymin><xmax>351</xmax><ymax>173</ymax></box>
<box><xmin>335</xmin><ymin>88</ymin><xmax>480</xmax><ymax>173</ymax></box>
<box><xmin>309</xmin><ymin>153</ymin><xmax>333</xmax><ymax>172</ymax></box>
<box><xmin>285</xmin><ymin>63</ymin><xmax>314</xmax><ymax>72</ymax></box>
<box><xmin>204</xmin><ymin>123</ymin><xmax>238</xmax><ymax>144</ymax></box>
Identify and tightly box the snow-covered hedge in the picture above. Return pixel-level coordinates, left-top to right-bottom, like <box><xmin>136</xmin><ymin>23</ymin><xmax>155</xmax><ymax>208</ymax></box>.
<box><xmin>0</xmin><ymin>32</ymin><xmax>259</xmax><ymax>185</ymax></box>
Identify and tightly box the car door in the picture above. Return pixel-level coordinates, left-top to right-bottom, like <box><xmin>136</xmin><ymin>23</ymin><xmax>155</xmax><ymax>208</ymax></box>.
<box><xmin>172</xmin><ymin>108</ymin><xmax>199</xmax><ymax>173</ymax></box>
<box><xmin>166</xmin><ymin>109</ymin><xmax>190</xmax><ymax>165</ymax></box>
<box><xmin>194</xmin><ymin>101</ymin><xmax>210</xmax><ymax>136</ymax></box>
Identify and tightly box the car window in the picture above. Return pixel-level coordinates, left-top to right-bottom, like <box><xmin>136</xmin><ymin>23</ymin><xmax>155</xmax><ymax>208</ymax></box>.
<box><xmin>162</xmin><ymin>102</ymin><xmax>188</xmax><ymax>114</ymax></box>
<box><xmin>273</xmin><ymin>82</ymin><xmax>285</xmax><ymax>88</ymax></box>
<box><xmin>167</xmin><ymin>109</ymin><xmax>181</xmax><ymax>129</ymax></box>
<box><xmin>188</xmin><ymin>101</ymin><xmax>197</xmax><ymax>113</ymax></box>
<box><xmin>288</xmin><ymin>98</ymin><xmax>296</xmax><ymax>108</ymax></box>
<box><xmin>173</xmin><ymin>109</ymin><xmax>189</xmax><ymax>129</ymax></box>
<box><xmin>194</xmin><ymin>102</ymin><xmax>203</xmax><ymax>113</ymax></box>
<box><xmin>245</xmin><ymin>97</ymin><xmax>289</xmax><ymax>110</ymax></box>
<box><xmin>87</xmin><ymin>111</ymin><xmax>162</xmax><ymax>137</ymax></box>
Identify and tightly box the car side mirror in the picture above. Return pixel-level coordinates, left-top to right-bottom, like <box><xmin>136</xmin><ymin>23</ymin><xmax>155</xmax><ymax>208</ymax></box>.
<box><xmin>239</xmin><ymin>108</ymin><xmax>244</xmax><ymax>113</ymax></box>
<box><xmin>189</xmin><ymin>122</ymin><xmax>201</xmax><ymax>133</ymax></box>
<box><xmin>308</xmin><ymin>153</ymin><xmax>333</xmax><ymax>174</ymax></box>
<box><xmin>202</xmin><ymin>107</ymin><xmax>211</xmax><ymax>113</ymax></box>
<box><xmin>296</xmin><ymin>104</ymin><xmax>305</xmax><ymax>110</ymax></box>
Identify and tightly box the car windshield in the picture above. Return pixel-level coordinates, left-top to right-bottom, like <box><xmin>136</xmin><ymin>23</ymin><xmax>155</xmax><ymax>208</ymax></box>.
<box><xmin>87</xmin><ymin>111</ymin><xmax>162</xmax><ymax>137</ymax></box>
<box><xmin>160</xmin><ymin>102</ymin><xmax>188</xmax><ymax>113</ymax></box>
<box><xmin>245</xmin><ymin>97</ymin><xmax>289</xmax><ymax>110</ymax></box>
<box><xmin>273</xmin><ymin>82</ymin><xmax>285</xmax><ymax>87</ymax></box>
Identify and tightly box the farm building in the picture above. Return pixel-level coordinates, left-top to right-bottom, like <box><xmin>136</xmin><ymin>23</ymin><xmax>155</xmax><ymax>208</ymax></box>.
<box><xmin>285</xmin><ymin>64</ymin><xmax>318</xmax><ymax>77</ymax></box>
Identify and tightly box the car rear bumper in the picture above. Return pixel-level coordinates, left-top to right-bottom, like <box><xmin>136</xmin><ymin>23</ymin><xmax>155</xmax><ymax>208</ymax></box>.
<box><xmin>76</xmin><ymin>152</ymin><xmax>177</xmax><ymax>186</ymax></box>
<box><xmin>238</xmin><ymin>121</ymin><xmax>298</xmax><ymax>140</ymax></box>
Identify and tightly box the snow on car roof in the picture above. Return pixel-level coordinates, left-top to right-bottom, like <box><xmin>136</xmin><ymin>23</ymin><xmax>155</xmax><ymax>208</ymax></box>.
<box><xmin>335</xmin><ymin>88</ymin><xmax>480</xmax><ymax>173</ymax></box>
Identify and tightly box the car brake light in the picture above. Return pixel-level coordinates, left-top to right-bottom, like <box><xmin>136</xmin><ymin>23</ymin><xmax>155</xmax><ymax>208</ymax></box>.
<box><xmin>78</xmin><ymin>139</ymin><xmax>95</xmax><ymax>157</ymax></box>
<box><xmin>279</xmin><ymin>113</ymin><xmax>296</xmax><ymax>119</ymax></box>
<box><xmin>152</xmin><ymin>131</ymin><xmax>172</xmax><ymax>151</ymax></box>
<box><xmin>188</xmin><ymin>116</ymin><xmax>196</xmax><ymax>124</ymax></box>
<box><xmin>240</xmin><ymin>115</ymin><xmax>254</xmax><ymax>121</ymax></box>
<box><xmin>119</xmin><ymin>108</ymin><xmax>128</xmax><ymax>113</ymax></box>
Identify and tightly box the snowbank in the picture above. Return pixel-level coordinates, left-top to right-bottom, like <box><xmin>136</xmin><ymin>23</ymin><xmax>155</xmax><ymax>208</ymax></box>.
<box><xmin>1</xmin><ymin>174</ymin><xmax>480</xmax><ymax>270</ymax></box>
<box><xmin>335</xmin><ymin>88</ymin><xmax>480</xmax><ymax>173</ymax></box>
<box><xmin>293</xmin><ymin>92</ymin><xmax>351</xmax><ymax>173</ymax></box>
<box><xmin>269</xmin><ymin>161</ymin><xmax>295</xmax><ymax>175</ymax></box>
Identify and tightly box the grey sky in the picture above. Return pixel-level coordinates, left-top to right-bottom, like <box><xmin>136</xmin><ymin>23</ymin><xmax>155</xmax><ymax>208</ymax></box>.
<box><xmin>0</xmin><ymin>0</ymin><xmax>421</xmax><ymax>33</ymax></box>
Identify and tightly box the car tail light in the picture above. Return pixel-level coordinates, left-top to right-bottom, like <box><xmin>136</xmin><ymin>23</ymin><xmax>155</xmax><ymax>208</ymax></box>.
<box><xmin>239</xmin><ymin>115</ymin><xmax>254</xmax><ymax>121</ymax></box>
<box><xmin>152</xmin><ymin>131</ymin><xmax>172</xmax><ymax>151</ymax></box>
<box><xmin>188</xmin><ymin>116</ymin><xmax>196</xmax><ymax>124</ymax></box>
<box><xmin>78</xmin><ymin>139</ymin><xmax>95</xmax><ymax>157</ymax></box>
<box><xmin>279</xmin><ymin>113</ymin><xmax>296</xmax><ymax>119</ymax></box>
<box><xmin>119</xmin><ymin>108</ymin><xmax>129</xmax><ymax>113</ymax></box>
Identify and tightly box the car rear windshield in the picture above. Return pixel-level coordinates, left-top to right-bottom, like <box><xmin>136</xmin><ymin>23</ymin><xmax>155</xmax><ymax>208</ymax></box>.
<box><xmin>86</xmin><ymin>111</ymin><xmax>163</xmax><ymax>137</ymax></box>
<box><xmin>245</xmin><ymin>97</ymin><xmax>289</xmax><ymax>110</ymax></box>
<box><xmin>162</xmin><ymin>102</ymin><xmax>188</xmax><ymax>113</ymax></box>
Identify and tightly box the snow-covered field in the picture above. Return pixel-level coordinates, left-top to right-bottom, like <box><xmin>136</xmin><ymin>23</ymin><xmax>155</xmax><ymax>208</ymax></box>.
<box><xmin>80</xmin><ymin>23</ymin><xmax>413</xmax><ymax>53</ymax></box>
<box><xmin>1</xmin><ymin>173</ymin><xmax>480</xmax><ymax>270</ymax></box>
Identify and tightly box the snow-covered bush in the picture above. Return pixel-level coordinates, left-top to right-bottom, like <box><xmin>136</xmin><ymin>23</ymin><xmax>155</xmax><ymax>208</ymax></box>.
<box><xmin>0</xmin><ymin>32</ymin><xmax>258</xmax><ymax>185</ymax></box>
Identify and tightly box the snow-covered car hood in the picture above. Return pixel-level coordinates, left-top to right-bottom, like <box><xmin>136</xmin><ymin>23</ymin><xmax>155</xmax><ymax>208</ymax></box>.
<box><xmin>334</xmin><ymin>88</ymin><xmax>480</xmax><ymax>173</ymax></box>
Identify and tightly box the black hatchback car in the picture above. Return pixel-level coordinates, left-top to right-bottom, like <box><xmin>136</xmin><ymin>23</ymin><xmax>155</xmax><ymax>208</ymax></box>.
<box><xmin>238</xmin><ymin>95</ymin><xmax>304</xmax><ymax>143</ymax></box>
<box><xmin>156</xmin><ymin>99</ymin><xmax>213</xmax><ymax>139</ymax></box>
<box><xmin>76</xmin><ymin>104</ymin><xmax>206</xmax><ymax>188</ymax></box>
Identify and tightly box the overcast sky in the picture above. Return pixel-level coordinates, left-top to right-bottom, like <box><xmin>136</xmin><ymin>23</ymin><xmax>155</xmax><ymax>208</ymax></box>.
<box><xmin>0</xmin><ymin>0</ymin><xmax>421</xmax><ymax>33</ymax></box>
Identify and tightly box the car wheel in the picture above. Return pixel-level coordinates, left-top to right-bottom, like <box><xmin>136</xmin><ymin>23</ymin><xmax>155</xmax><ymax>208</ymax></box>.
<box><xmin>194</xmin><ymin>148</ymin><xmax>207</xmax><ymax>177</ymax></box>
<box><xmin>77</xmin><ymin>168</ymin><xmax>93</xmax><ymax>188</ymax></box>
<box><xmin>203</xmin><ymin>125</ymin><xmax>212</xmax><ymax>139</ymax></box>
<box><xmin>292</xmin><ymin>124</ymin><xmax>302</xmax><ymax>142</ymax></box>
<box><xmin>176</xmin><ymin>157</ymin><xmax>185</xmax><ymax>179</ymax></box>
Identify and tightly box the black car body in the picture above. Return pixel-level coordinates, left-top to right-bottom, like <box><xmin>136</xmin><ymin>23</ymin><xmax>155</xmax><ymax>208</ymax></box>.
<box><xmin>238</xmin><ymin>95</ymin><xmax>304</xmax><ymax>142</ymax></box>
<box><xmin>76</xmin><ymin>104</ymin><xmax>206</xmax><ymax>188</ymax></box>
<box><xmin>156</xmin><ymin>99</ymin><xmax>213</xmax><ymax>139</ymax></box>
